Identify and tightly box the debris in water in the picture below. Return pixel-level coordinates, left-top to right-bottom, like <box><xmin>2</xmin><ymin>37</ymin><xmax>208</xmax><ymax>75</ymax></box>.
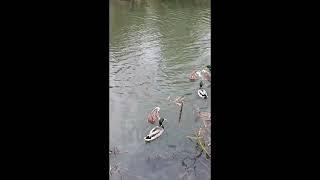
<box><xmin>178</xmin><ymin>101</ymin><xmax>184</xmax><ymax>124</ymax></box>
<box><xmin>167</xmin><ymin>95</ymin><xmax>186</xmax><ymax>107</ymax></box>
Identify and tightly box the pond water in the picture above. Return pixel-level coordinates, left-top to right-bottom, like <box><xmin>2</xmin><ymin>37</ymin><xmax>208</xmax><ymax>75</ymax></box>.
<box><xmin>109</xmin><ymin>0</ymin><xmax>211</xmax><ymax>179</ymax></box>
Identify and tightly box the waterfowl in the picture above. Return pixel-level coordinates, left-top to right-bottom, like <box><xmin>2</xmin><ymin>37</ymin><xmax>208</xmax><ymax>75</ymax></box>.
<box><xmin>201</xmin><ymin>69</ymin><xmax>211</xmax><ymax>81</ymax></box>
<box><xmin>144</xmin><ymin>118</ymin><xmax>166</xmax><ymax>142</ymax></box>
<box><xmin>198</xmin><ymin>81</ymin><xmax>208</xmax><ymax>99</ymax></box>
<box><xmin>198</xmin><ymin>89</ymin><xmax>208</xmax><ymax>99</ymax></box>
<box><xmin>196</xmin><ymin>71</ymin><xmax>202</xmax><ymax>78</ymax></box>
<box><xmin>189</xmin><ymin>70</ymin><xmax>198</xmax><ymax>81</ymax></box>
<box><xmin>202</xmin><ymin>69</ymin><xmax>210</xmax><ymax>74</ymax></box>
<box><xmin>147</xmin><ymin>107</ymin><xmax>160</xmax><ymax>124</ymax></box>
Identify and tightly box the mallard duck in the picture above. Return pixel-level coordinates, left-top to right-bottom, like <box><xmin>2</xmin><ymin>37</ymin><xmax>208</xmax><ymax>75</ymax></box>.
<box><xmin>198</xmin><ymin>81</ymin><xmax>208</xmax><ymax>99</ymax></box>
<box><xmin>202</xmin><ymin>69</ymin><xmax>210</xmax><ymax>74</ymax></box>
<box><xmin>200</xmin><ymin>68</ymin><xmax>211</xmax><ymax>81</ymax></box>
<box><xmin>144</xmin><ymin>118</ymin><xmax>166</xmax><ymax>142</ymax></box>
<box><xmin>189</xmin><ymin>70</ymin><xmax>198</xmax><ymax>81</ymax></box>
<box><xmin>201</xmin><ymin>70</ymin><xmax>211</xmax><ymax>81</ymax></box>
<box><xmin>196</xmin><ymin>71</ymin><xmax>202</xmax><ymax>77</ymax></box>
<box><xmin>198</xmin><ymin>89</ymin><xmax>208</xmax><ymax>99</ymax></box>
<box><xmin>147</xmin><ymin>107</ymin><xmax>160</xmax><ymax>124</ymax></box>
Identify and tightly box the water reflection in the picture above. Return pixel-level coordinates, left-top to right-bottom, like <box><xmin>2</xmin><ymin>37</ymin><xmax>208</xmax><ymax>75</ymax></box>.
<box><xmin>110</xmin><ymin>0</ymin><xmax>211</xmax><ymax>179</ymax></box>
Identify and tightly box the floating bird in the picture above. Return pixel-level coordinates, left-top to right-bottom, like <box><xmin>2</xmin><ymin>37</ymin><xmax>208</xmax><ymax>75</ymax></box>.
<box><xmin>201</xmin><ymin>69</ymin><xmax>211</xmax><ymax>81</ymax></box>
<box><xmin>144</xmin><ymin>118</ymin><xmax>167</xmax><ymax>142</ymax></box>
<box><xmin>189</xmin><ymin>70</ymin><xmax>198</xmax><ymax>81</ymax></box>
<box><xmin>147</xmin><ymin>107</ymin><xmax>160</xmax><ymax>124</ymax></box>
<box><xmin>198</xmin><ymin>81</ymin><xmax>208</xmax><ymax>99</ymax></box>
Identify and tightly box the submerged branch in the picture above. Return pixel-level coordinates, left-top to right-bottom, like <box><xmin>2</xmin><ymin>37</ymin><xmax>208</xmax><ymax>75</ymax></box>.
<box><xmin>178</xmin><ymin>101</ymin><xmax>184</xmax><ymax>124</ymax></box>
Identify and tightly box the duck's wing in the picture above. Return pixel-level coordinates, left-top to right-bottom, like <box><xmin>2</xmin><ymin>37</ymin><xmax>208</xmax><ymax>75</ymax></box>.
<box><xmin>201</xmin><ymin>89</ymin><xmax>208</xmax><ymax>96</ymax></box>
<box><xmin>145</xmin><ymin>126</ymin><xmax>164</xmax><ymax>141</ymax></box>
<box><xmin>198</xmin><ymin>89</ymin><xmax>204</xmax><ymax>95</ymax></box>
<box><xmin>148</xmin><ymin>127</ymin><xmax>164</xmax><ymax>137</ymax></box>
<box><xmin>149</xmin><ymin>127</ymin><xmax>161</xmax><ymax>135</ymax></box>
<box><xmin>198</xmin><ymin>89</ymin><xmax>208</xmax><ymax>98</ymax></box>
<box><xmin>197</xmin><ymin>89</ymin><xmax>203</xmax><ymax>97</ymax></box>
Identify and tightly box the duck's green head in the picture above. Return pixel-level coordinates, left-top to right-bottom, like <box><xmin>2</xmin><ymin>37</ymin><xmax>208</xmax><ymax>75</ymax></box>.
<box><xmin>159</xmin><ymin>118</ymin><xmax>166</xmax><ymax>128</ymax></box>
<box><xmin>200</xmin><ymin>81</ymin><xmax>204</xmax><ymax>88</ymax></box>
<box><xmin>206</xmin><ymin>65</ymin><xmax>211</xmax><ymax>72</ymax></box>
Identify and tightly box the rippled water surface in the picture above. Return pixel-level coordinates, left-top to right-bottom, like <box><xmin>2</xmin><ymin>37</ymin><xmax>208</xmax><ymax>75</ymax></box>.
<box><xmin>109</xmin><ymin>0</ymin><xmax>211</xmax><ymax>179</ymax></box>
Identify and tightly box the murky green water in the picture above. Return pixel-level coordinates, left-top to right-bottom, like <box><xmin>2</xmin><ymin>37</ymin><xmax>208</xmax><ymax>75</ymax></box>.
<box><xmin>109</xmin><ymin>0</ymin><xmax>211</xmax><ymax>179</ymax></box>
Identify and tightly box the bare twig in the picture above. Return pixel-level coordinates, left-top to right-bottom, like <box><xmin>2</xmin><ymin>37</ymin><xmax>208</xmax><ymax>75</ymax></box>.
<box><xmin>178</xmin><ymin>101</ymin><xmax>184</xmax><ymax>124</ymax></box>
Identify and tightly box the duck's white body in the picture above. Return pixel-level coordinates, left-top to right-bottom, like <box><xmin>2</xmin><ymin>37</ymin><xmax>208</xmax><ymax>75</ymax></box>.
<box><xmin>198</xmin><ymin>89</ymin><xmax>208</xmax><ymax>99</ymax></box>
<box><xmin>201</xmin><ymin>69</ymin><xmax>210</xmax><ymax>74</ymax></box>
<box><xmin>144</xmin><ymin>126</ymin><xmax>164</xmax><ymax>142</ymax></box>
<box><xmin>200</xmin><ymin>69</ymin><xmax>211</xmax><ymax>81</ymax></box>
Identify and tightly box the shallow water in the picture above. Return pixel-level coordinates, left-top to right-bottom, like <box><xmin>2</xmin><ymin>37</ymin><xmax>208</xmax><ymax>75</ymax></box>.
<box><xmin>109</xmin><ymin>0</ymin><xmax>211</xmax><ymax>179</ymax></box>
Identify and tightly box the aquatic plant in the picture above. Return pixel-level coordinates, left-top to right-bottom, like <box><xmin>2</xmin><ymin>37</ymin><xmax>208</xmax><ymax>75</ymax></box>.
<box><xmin>187</xmin><ymin>109</ymin><xmax>211</xmax><ymax>159</ymax></box>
